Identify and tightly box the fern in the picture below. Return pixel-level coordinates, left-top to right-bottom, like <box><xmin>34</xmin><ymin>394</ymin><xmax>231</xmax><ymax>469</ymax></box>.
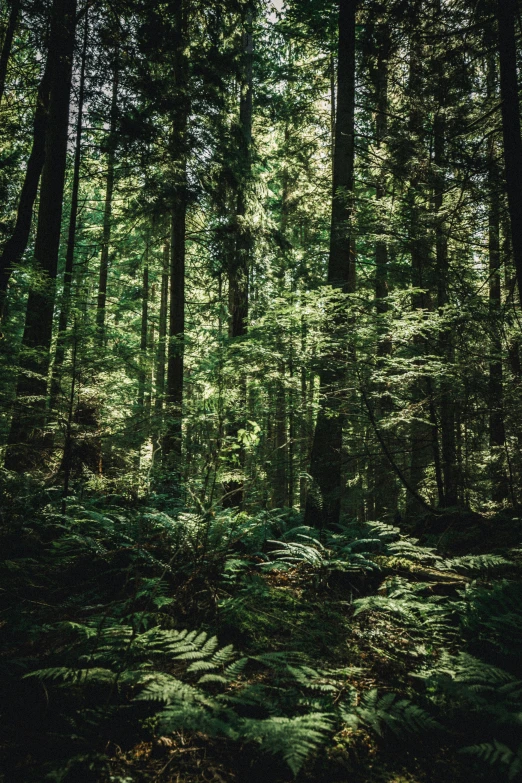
<box><xmin>461</xmin><ymin>740</ymin><xmax>522</xmax><ymax>780</ymax></box>
<box><xmin>353</xmin><ymin>580</ymin><xmax>454</xmax><ymax>643</ymax></box>
<box><xmin>25</xmin><ymin>667</ymin><xmax>116</xmax><ymax>685</ymax></box>
<box><xmin>241</xmin><ymin>713</ymin><xmax>333</xmax><ymax>776</ymax></box>
<box><xmin>267</xmin><ymin>535</ymin><xmax>326</xmax><ymax>567</ymax></box>
<box><xmin>135</xmin><ymin>672</ymin><xmax>213</xmax><ymax>705</ymax></box>
<box><xmin>341</xmin><ymin>688</ymin><xmax>440</xmax><ymax>737</ymax></box>
<box><xmin>458</xmin><ymin>581</ymin><xmax>522</xmax><ymax>656</ymax></box>
<box><xmin>445</xmin><ymin>554</ymin><xmax>512</xmax><ymax>576</ymax></box>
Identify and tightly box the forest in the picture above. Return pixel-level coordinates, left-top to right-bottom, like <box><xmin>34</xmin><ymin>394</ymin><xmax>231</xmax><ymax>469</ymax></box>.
<box><xmin>1</xmin><ymin>0</ymin><xmax>522</xmax><ymax>779</ymax></box>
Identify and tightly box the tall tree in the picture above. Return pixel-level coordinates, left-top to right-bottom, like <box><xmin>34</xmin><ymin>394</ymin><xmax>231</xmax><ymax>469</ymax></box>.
<box><xmin>487</xmin><ymin>54</ymin><xmax>507</xmax><ymax>502</ymax></box>
<box><xmin>0</xmin><ymin>41</ymin><xmax>52</xmax><ymax>314</ymax></box>
<box><xmin>222</xmin><ymin>1</ymin><xmax>254</xmax><ymax>508</ymax></box>
<box><xmin>96</xmin><ymin>50</ymin><xmax>119</xmax><ymax>343</ymax></box>
<box><xmin>50</xmin><ymin>9</ymin><xmax>89</xmax><ymax>411</ymax></box>
<box><xmin>433</xmin><ymin>5</ymin><xmax>457</xmax><ymax>507</ymax></box>
<box><xmin>304</xmin><ymin>0</ymin><xmax>357</xmax><ymax>528</ymax></box>
<box><xmin>497</xmin><ymin>0</ymin><xmax>522</xmax><ymax>308</ymax></box>
<box><xmin>228</xmin><ymin>1</ymin><xmax>254</xmax><ymax>341</ymax></box>
<box><xmin>162</xmin><ymin>0</ymin><xmax>189</xmax><ymax>475</ymax></box>
<box><xmin>0</xmin><ymin>0</ymin><xmax>20</xmax><ymax>106</ymax></box>
<box><xmin>5</xmin><ymin>0</ymin><xmax>77</xmax><ymax>470</ymax></box>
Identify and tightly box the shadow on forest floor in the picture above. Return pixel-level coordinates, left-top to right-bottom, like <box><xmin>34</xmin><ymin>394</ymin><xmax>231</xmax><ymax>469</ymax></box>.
<box><xmin>0</xmin><ymin>474</ymin><xmax>521</xmax><ymax>782</ymax></box>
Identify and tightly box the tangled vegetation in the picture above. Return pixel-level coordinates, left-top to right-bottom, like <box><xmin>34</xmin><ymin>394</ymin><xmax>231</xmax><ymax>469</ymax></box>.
<box><xmin>1</xmin><ymin>472</ymin><xmax>521</xmax><ymax>782</ymax></box>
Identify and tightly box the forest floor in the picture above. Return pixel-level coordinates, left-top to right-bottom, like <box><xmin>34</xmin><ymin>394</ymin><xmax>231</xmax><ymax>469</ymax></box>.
<box><xmin>1</xmin><ymin>473</ymin><xmax>522</xmax><ymax>782</ymax></box>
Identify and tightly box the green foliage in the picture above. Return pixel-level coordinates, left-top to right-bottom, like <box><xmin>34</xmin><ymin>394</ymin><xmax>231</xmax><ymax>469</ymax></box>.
<box><xmin>461</xmin><ymin>741</ymin><xmax>522</xmax><ymax>781</ymax></box>
<box><xmin>458</xmin><ymin>581</ymin><xmax>522</xmax><ymax>656</ymax></box>
<box><xmin>341</xmin><ymin>689</ymin><xmax>441</xmax><ymax>737</ymax></box>
<box><xmin>353</xmin><ymin>578</ymin><xmax>455</xmax><ymax>644</ymax></box>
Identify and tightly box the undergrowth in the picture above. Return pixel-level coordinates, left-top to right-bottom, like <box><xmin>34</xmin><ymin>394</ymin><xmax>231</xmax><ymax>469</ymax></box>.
<box><xmin>1</xmin><ymin>471</ymin><xmax>521</xmax><ymax>782</ymax></box>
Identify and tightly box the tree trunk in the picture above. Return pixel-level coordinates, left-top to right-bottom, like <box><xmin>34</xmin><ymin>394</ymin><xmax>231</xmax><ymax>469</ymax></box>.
<box><xmin>228</xmin><ymin>4</ymin><xmax>253</xmax><ymax>339</ymax></box>
<box><xmin>153</xmin><ymin>241</ymin><xmax>169</xmax><ymax>460</ymax></box>
<box><xmin>96</xmin><ymin>54</ymin><xmax>119</xmax><ymax>343</ymax></box>
<box><xmin>372</xmin><ymin>22</ymin><xmax>398</xmax><ymax>519</ymax></box>
<box><xmin>50</xmin><ymin>10</ymin><xmax>89</xmax><ymax>411</ymax></box>
<box><xmin>0</xmin><ymin>55</ymin><xmax>51</xmax><ymax>315</ymax></box>
<box><xmin>5</xmin><ymin>0</ymin><xmax>77</xmax><ymax>471</ymax></box>
<box><xmin>137</xmin><ymin>244</ymin><xmax>149</xmax><ymax>418</ymax></box>
<box><xmin>304</xmin><ymin>0</ymin><xmax>357</xmax><ymax>529</ymax></box>
<box><xmin>223</xmin><ymin>3</ymin><xmax>254</xmax><ymax>508</ymax></box>
<box><xmin>0</xmin><ymin>0</ymin><xmax>20</xmax><ymax>106</ymax></box>
<box><xmin>434</xmin><ymin>111</ymin><xmax>457</xmax><ymax>506</ymax></box>
<box><xmin>497</xmin><ymin>0</ymin><xmax>522</xmax><ymax>308</ymax></box>
<box><xmin>487</xmin><ymin>56</ymin><xmax>507</xmax><ymax>502</ymax></box>
<box><xmin>162</xmin><ymin>0</ymin><xmax>189</xmax><ymax>478</ymax></box>
<box><xmin>404</xmin><ymin>21</ymin><xmax>435</xmax><ymax>517</ymax></box>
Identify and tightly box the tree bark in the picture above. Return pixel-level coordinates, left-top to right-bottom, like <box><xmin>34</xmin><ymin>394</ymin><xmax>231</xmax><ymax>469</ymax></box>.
<box><xmin>222</xmin><ymin>3</ymin><xmax>254</xmax><ymax>508</ymax></box>
<box><xmin>304</xmin><ymin>0</ymin><xmax>357</xmax><ymax>529</ymax></box>
<box><xmin>405</xmin><ymin>20</ymin><xmax>435</xmax><ymax>517</ymax></box>
<box><xmin>0</xmin><ymin>59</ymin><xmax>51</xmax><ymax>315</ymax></box>
<box><xmin>371</xmin><ymin>21</ymin><xmax>398</xmax><ymax>519</ymax></box>
<box><xmin>0</xmin><ymin>0</ymin><xmax>20</xmax><ymax>106</ymax></box>
<box><xmin>137</xmin><ymin>244</ymin><xmax>149</xmax><ymax>418</ymax></box>
<box><xmin>50</xmin><ymin>10</ymin><xmax>89</xmax><ymax>411</ymax></box>
<box><xmin>5</xmin><ymin>0</ymin><xmax>77</xmax><ymax>471</ymax></box>
<box><xmin>162</xmin><ymin>0</ymin><xmax>189</xmax><ymax>476</ymax></box>
<box><xmin>96</xmin><ymin>54</ymin><xmax>119</xmax><ymax>343</ymax></box>
<box><xmin>434</xmin><ymin>110</ymin><xmax>457</xmax><ymax>506</ymax></box>
<box><xmin>228</xmin><ymin>3</ymin><xmax>253</xmax><ymax>339</ymax></box>
<box><xmin>498</xmin><ymin>0</ymin><xmax>522</xmax><ymax>308</ymax></box>
<box><xmin>153</xmin><ymin>240</ymin><xmax>169</xmax><ymax>459</ymax></box>
<box><xmin>488</xmin><ymin>56</ymin><xmax>507</xmax><ymax>502</ymax></box>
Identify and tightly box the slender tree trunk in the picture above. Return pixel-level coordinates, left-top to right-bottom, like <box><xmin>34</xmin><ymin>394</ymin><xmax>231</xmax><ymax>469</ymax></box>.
<box><xmin>304</xmin><ymin>0</ymin><xmax>357</xmax><ymax>529</ymax></box>
<box><xmin>0</xmin><ymin>0</ymin><xmax>20</xmax><ymax>106</ymax></box>
<box><xmin>50</xmin><ymin>10</ymin><xmax>89</xmax><ymax>410</ymax></box>
<box><xmin>487</xmin><ymin>54</ymin><xmax>507</xmax><ymax>502</ymax></box>
<box><xmin>488</xmin><ymin>149</ymin><xmax>507</xmax><ymax>502</ymax></box>
<box><xmin>153</xmin><ymin>241</ymin><xmax>169</xmax><ymax>459</ymax></box>
<box><xmin>163</xmin><ymin>203</ymin><xmax>186</xmax><ymax>467</ymax></box>
<box><xmin>405</xmin><ymin>21</ymin><xmax>435</xmax><ymax>516</ymax></box>
<box><xmin>222</xmin><ymin>3</ymin><xmax>254</xmax><ymax>508</ymax></box>
<box><xmin>137</xmin><ymin>244</ymin><xmax>149</xmax><ymax>417</ymax></box>
<box><xmin>228</xmin><ymin>4</ymin><xmax>253</xmax><ymax>339</ymax></box>
<box><xmin>497</xmin><ymin>0</ymin><xmax>522</xmax><ymax>307</ymax></box>
<box><xmin>0</xmin><ymin>57</ymin><xmax>51</xmax><ymax>315</ymax></box>
<box><xmin>372</xmin><ymin>22</ymin><xmax>398</xmax><ymax>519</ymax></box>
<box><xmin>96</xmin><ymin>54</ymin><xmax>119</xmax><ymax>343</ymax></box>
<box><xmin>5</xmin><ymin>0</ymin><xmax>77</xmax><ymax>471</ymax></box>
<box><xmin>162</xmin><ymin>0</ymin><xmax>189</xmax><ymax>477</ymax></box>
<box><xmin>434</xmin><ymin>109</ymin><xmax>457</xmax><ymax>506</ymax></box>
<box><xmin>273</xmin><ymin>375</ymin><xmax>287</xmax><ymax>507</ymax></box>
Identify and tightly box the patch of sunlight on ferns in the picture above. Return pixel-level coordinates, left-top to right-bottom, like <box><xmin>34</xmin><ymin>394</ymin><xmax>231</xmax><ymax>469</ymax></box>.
<box><xmin>266</xmin><ymin>532</ymin><xmax>380</xmax><ymax>573</ymax></box>
<box><xmin>353</xmin><ymin>579</ymin><xmax>454</xmax><ymax>642</ymax></box>
<box><xmin>136</xmin><ymin>673</ymin><xmax>213</xmax><ymax>705</ymax></box>
<box><xmin>445</xmin><ymin>554</ymin><xmax>512</xmax><ymax>576</ymax></box>
<box><xmin>365</xmin><ymin>521</ymin><xmax>444</xmax><ymax>566</ymax></box>
<box><xmin>25</xmin><ymin>625</ymin><xmax>334</xmax><ymax>775</ymax></box>
<box><xmin>461</xmin><ymin>740</ymin><xmax>522</xmax><ymax>780</ymax></box>
<box><xmin>267</xmin><ymin>534</ymin><xmax>326</xmax><ymax>567</ymax></box>
<box><xmin>341</xmin><ymin>689</ymin><xmax>441</xmax><ymax>736</ymax></box>
<box><xmin>241</xmin><ymin>713</ymin><xmax>333</xmax><ymax>776</ymax></box>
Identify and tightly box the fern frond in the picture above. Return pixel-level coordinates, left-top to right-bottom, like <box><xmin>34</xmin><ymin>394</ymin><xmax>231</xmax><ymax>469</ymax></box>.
<box><xmin>24</xmin><ymin>667</ymin><xmax>115</xmax><ymax>685</ymax></box>
<box><xmin>241</xmin><ymin>713</ymin><xmax>332</xmax><ymax>776</ymax></box>
<box><xmin>136</xmin><ymin>672</ymin><xmax>212</xmax><ymax>706</ymax></box>
<box><xmin>461</xmin><ymin>740</ymin><xmax>522</xmax><ymax>780</ymax></box>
